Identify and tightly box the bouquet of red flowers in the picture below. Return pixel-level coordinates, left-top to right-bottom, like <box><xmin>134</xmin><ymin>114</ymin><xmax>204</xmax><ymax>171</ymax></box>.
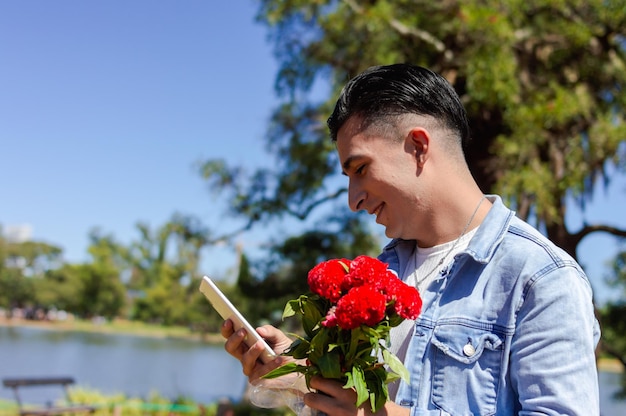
<box><xmin>263</xmin><ymin>255</ymin><xmax>422</xmax><ymax>413</ymax></box>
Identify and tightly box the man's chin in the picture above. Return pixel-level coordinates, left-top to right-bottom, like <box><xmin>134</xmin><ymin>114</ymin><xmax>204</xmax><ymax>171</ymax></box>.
<box><xmin>383</xmin><ymin>227</ymin><xmax>397</xmax><ymax>239</ymax></box>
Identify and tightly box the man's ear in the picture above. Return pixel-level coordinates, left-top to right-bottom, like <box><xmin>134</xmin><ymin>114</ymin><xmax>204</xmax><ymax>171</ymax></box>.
<box><xmin>408</xmin><ymin>127</ymin><xmax>430</xmax><ymax>167</ymax></box>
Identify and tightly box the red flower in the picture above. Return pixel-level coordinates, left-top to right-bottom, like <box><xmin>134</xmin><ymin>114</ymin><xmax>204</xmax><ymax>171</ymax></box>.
<box><xmin>265</xmin><ymin>255</ymin><xmax>424</xmax><ymax>414</ymax></box>
<box><xmin>334</xmin><ymin>285</ymin><xmax>386</xmax><ymax>329</ymax></box>
<box><xmin>342</xmin><ymin>255</ymin><xmax>390</xmax><ymax>291</ymax></box>
<box><xmin>393</xmin><ymin>284</ymin><xmax>422</xmax><ymax>320</ymax></box>
<box><xmin>308</xmin><ymin>258</ymin><xmax>349</xmax><ymax>302</ymax></box>
<box><xmin>373</xmin><ymin>270</ymin><xmax>401</xmax><ymax>298</ymax></box>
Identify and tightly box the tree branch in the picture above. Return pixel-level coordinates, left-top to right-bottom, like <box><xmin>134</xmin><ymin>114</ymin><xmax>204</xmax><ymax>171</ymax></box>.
<box><xmin>341</xmin><ymin>0</ymin><xmax>450</xmax><ymax>57</ymax></box>
<box><xmin>286</xmin><ymin>188</ymin><xmax>347</xmax><ymax>220</ymax></box>
<box><xmin>573</xmin><ymin>224</ymin><xmax>626</xmax><ymax>247</ymax></box>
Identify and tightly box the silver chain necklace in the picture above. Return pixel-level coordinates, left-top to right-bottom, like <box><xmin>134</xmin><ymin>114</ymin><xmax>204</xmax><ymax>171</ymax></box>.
<box><xmin>414</xmin><ymin>195</ymin><xmax>486</xmax><ymax>288</ymax></box>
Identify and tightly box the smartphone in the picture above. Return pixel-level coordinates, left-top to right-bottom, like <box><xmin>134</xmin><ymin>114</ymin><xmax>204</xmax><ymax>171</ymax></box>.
<box><xmin>199</xmin><ymin>275</ymin><xmax>276</xmax><ymax>363</ymax></box>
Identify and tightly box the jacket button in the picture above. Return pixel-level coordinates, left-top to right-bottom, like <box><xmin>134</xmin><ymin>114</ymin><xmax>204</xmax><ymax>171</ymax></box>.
<box><xmin>463</xmin><ymin>343</ymin><xmax>476</xmax><ymax>356</ymax></box>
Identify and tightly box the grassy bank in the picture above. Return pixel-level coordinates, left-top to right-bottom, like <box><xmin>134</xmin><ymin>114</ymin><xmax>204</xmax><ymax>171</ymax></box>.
<box><xmin>0</xmin><ymin>317</ymin><xmax>224</xmax><ymax>344</ymax></box>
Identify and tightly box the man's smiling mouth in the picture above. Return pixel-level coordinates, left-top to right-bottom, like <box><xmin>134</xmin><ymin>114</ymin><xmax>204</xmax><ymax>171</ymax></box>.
<box><xmin>372</xmin><ymin>203</ymin><xmax>384</xmax><ymax>220</ymax></box>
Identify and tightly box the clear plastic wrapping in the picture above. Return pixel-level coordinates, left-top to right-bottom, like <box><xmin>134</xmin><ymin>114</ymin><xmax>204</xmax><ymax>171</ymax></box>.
<box><xmin>248</xmin><ymin>374</ymin><xmax>324</xmax><ymax>416</ymax></box>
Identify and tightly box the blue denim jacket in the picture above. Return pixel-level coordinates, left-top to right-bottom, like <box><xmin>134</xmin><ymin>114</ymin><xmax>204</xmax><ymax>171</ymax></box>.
<box><xmin>379</xmin><ymin>196</ymin><xmax>600</xmax><ymax>415</ymax></box>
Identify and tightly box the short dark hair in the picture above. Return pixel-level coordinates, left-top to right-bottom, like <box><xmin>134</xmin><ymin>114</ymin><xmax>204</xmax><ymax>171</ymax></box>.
<box><xmin>327</xmin><ymin>64</ymin><xmax>470</xmax><ymax>145</ymax></box>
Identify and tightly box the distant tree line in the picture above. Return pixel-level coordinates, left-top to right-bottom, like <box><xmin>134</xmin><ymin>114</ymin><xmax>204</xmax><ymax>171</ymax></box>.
<box><xmin>0</xmin><ymin>219</ymin><xmax>237</xmax><ymax>334</ymax></box>
<box><xmin>0</xmin><ymin>211</ymin><xmax>380</xmax><ymax>337</ymax></box>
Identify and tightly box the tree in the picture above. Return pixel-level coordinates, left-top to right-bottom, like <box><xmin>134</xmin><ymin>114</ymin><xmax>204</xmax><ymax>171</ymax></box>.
<box><xmin>123</xmin><ymin>213</ymin><xmax>217</xmax><ymax>325</ymax></box>
<box><xmin>29</xmin><ymin>232</ymin><xmax>127</xmax><ymax>319</ymax></box>
<box><xmin>125</xmin><ymin>213</ymin><xmax>211</xmax><ymax>291</ymax></box>
<box><xmin>40</xmin><ymin>263</ymin><xmax>126</xmax><ymax>320</ymax></box>
<box><xmin>0</xmin><ymin>229</ymin><xmax>63</xmax><ymax>310</ymax></box>
<box><xmin>203</xmin><ymin>0</ymin><xmax>626</xmax><ymax>257</ymax></box>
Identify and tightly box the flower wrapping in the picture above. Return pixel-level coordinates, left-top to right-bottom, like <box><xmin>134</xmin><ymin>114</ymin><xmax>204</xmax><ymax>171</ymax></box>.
<box><xmin>263</xmin><ymin>255</ymin><xmax>422</xmax><ymax>413</ymax></box>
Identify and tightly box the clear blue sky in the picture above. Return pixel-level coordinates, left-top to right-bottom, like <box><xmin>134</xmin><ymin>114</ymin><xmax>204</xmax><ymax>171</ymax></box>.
<box><xmin>0</xmin><ymin>1</ymin><xmax>280</xmax><ymax>278</ymax></box>
<box><xmin>1</xmin><ymin>1</ymin><xmax>625</xmax><ymax>304</ymax></box>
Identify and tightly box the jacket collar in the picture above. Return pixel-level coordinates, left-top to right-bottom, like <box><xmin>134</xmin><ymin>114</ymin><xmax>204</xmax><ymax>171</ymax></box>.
<box><xmin>380</xmin><ymin>195</ymin><xmax>515</xmax><ymax>269</ymax></box>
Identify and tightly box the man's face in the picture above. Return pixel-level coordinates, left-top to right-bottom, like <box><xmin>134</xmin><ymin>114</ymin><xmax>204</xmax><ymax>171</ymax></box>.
<box><xmin>336</xmin><ymin>117</ymin><xmax>421</xmax><ymax>240</ymax></box>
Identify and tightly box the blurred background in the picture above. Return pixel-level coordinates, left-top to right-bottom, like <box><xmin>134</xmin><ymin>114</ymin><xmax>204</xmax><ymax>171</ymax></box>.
<box><xmin>1</xmin><ymin>1</ymin><xmax>626</xmax><ymax>415</ymax></box>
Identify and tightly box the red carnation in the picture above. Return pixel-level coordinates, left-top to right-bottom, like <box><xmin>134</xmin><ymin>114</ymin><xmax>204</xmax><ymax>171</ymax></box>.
<box><xmin>307</xmin><ymin>258</ymin><xmax>349</xmax><ymax>302</ymax></box>
<box><xmin>334</xmin><ymin>285</ymin><xmax>386</xmax><ymax>330</ymax></box>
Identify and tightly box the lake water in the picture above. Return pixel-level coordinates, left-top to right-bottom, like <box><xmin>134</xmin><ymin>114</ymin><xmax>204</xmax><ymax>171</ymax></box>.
<box><xmin>1</xmin><ymin>325</ymin><xmax>625</xmax><ymax>415</ymax></box>
<box><xmin>0</xmin><ymin>326</ymin><xmax>247</xmax><ymax>406</ymax></box>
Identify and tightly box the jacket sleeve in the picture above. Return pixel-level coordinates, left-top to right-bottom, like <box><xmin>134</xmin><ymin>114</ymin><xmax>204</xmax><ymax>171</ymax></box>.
<box><xmin>510</xmin><ymin>265</ymin><xmax>600</xmax><ymax>415</ymax></box>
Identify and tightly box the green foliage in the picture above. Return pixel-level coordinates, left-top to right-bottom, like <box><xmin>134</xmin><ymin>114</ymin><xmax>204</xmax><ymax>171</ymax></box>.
<box><xmin>117</xmin><ymin>214</ymin><xmax>229</xmax><ymax>328</ymax></box>
<box><xmin>68</xmin><ymin>386</ymin><xmax>216</xmax><ymax>415</ymax></box>
<box><xmin>0</xmin><ymin>267</ymin><xmax>35</xmax><ymax>309</ymax></box>
<box><xmin>0</xmin><ymin>232</ymin><xmax>60</xmax><ymax>309</ymax></box>
<box><xmin>4</xmin><ymin>240</ymin><xmax>63</xmax><ymax>275</ymax></box>
<box><xmin>0</xmin><ymin>217</ymin><xmax>227</xmax><ymax>332</ymax></box>
<box><xmin>219</xmin><ymin>0</ymin><xmax>626</xmax><ymax>261</ymax></box>
<box><xmin>0</xmin><ymin>398</ymin><xmax>18</xmax><ymax>413</ymax></box>
<box><xmin>40</xmin><ymin>263</ymin><xmax>126</xmax><ymax>319</ymax></box>
<box><xmin>66</xmin><ymin>386</ymin><xmax>290</xmax><ymax>416</ymax></box>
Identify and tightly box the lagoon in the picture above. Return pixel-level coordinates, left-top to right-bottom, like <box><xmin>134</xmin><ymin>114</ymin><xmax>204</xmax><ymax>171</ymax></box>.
<box><xmin>1</xmin><ymin>325</ymin><xmax>625</xmax><ymax>414</ymax></box>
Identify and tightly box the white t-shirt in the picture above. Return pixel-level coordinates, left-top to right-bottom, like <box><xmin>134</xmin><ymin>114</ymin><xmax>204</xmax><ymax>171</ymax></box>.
<box><xmin>388</xmin><ymin>228</ymin><xmax>478</xmax><ymax>400</ymax></box>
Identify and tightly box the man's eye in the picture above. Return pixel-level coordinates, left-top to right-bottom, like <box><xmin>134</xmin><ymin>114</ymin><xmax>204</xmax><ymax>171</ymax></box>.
<box><xmin>355</xmin><ymin>165</ymin><xmax>365</xmax><ymax>174</ymax></box>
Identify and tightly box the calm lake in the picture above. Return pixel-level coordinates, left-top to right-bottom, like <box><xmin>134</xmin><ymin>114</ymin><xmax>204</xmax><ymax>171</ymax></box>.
<box><xmin>0</xmin><ymin>326</ymin><xmax>246</xmax><ymax>406</ymax></box>
<box><xmin>1</xmin><ymin>325</ymin><xmax>625</xmax><ymax>415</ymax></box>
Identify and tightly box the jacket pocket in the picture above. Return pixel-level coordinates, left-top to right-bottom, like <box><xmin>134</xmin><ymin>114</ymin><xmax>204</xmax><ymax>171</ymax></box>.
<box><xmin>430</xmin><ymin>322</ymin><xmax>504</xmax><ymax>416</ymax></box>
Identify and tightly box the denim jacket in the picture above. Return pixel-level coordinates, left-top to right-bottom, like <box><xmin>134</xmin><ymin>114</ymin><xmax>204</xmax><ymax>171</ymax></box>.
<box><xmin>379</xmin><ymin>195</ymin><xmax>600</xmax><ymax>415</ymax></box>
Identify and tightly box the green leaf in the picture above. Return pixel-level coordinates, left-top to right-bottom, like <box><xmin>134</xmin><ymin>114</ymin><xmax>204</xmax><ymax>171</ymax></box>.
<box><xmin>284</xmin><ymin>338</ymin><xmax>311</xmax><ymax>360</ymax></box>
<box><xmin>317</xmin><ymin>350</ymin><xmax>343</xmax><ymax>379</ymax></box>
<box><xmin>301</xmin><ymin>296</ymin><xmax>324</xmax><ymax>336</ymax></box>
<box><xmin>347</xmin><ymin>327</ymin><xmax>364</xmax><ymax>361</ymax></box>
<box><xmin>383</xmin><ymin>349</ymin><xmax>410</xmax><ymax>384</ymax></box>
<box><xmin>347</xmin><ymin>366</ymin><xmax>369</xmax><ymax>407</ymax></box>
<box><xmin>366</xmin><ymin>366</ymin><xmax>389</xmax><ymax>413</ymax></box>
<box><xmin>262</xmin><ymin>362</ymin><xmax>307</xmax><ymax>379</ymax></box>
<box><xmin>309</xmin><ymin>327</ymin><xmax>334</xmax><ymax>364</ymax></box>
<box><xmin>384</xmin><ymin>372</ymin><xmax>401</xmax><ymax>384</ymax></box>
<box><xmin>282</xmin><ymin>299</ymin><xmax>299</xmax><ymax>319</ymax></box>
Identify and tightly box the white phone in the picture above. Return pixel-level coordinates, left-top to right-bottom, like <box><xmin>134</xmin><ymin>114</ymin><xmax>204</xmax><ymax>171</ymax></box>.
<box><xmin>199</xmin><ymin>275</ymin><xmax>276</xmax><ymax>363</ymax></box>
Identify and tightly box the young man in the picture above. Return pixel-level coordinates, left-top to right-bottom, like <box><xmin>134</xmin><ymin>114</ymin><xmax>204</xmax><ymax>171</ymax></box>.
<box><xmin>222</xmin><ymin>64</ymin><xmax>600</xmax><ymax>415</ymax></box>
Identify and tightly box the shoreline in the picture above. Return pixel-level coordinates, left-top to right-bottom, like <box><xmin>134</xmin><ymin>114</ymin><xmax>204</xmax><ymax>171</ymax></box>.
<box><xmin>0</xmin><ymin>317</ymin><xmax>224</xmax><ymax>344</ymax></box>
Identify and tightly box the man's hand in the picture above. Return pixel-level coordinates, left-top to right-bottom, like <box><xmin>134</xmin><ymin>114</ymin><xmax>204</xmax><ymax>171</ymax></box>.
<box><xmin>221</xmin><ymin>320</ymin><xmax>293</xmax><ymax>382</ymax></box>
<box><xmin>304</xmin><ymin>376</ymin><xmax>410</xmax><ymax>416</ymax></box>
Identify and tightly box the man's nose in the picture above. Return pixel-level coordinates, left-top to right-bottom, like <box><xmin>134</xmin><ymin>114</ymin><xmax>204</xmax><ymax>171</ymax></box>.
<box><xmin>348</xmin><ymin>182</ymin><xmax>365</xmax><ymax>212</ymax></box>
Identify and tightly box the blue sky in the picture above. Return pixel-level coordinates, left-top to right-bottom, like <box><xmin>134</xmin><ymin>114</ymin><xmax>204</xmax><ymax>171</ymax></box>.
<box><xmin>1</xmin><ymin>1</ymin><xmax>625</xmax><ymax>304</ymax></box>
<box><xmin>0</xmin><ymin>1</ymin><xmax>280</xmax><ymax>278</ymax></box>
